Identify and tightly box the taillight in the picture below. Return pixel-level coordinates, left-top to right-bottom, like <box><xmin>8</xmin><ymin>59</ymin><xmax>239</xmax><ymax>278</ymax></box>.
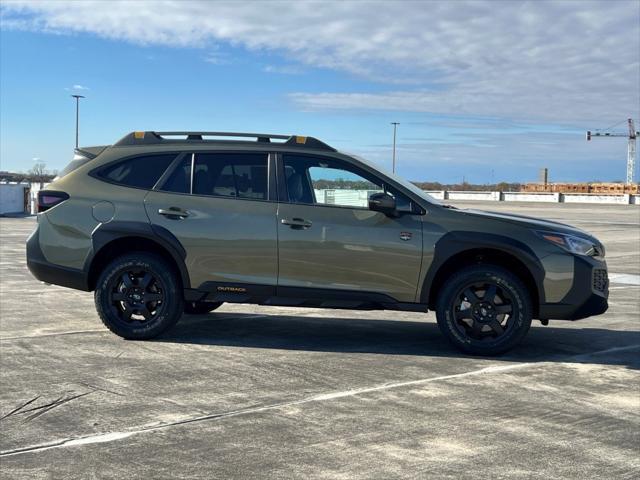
<box><xmin>37</xmin><ymin>191</ymin><xmax>69</xmax><ymax>213</ymax></box>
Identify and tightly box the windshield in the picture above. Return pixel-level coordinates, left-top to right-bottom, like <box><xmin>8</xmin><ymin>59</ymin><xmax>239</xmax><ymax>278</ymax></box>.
<box><xmin>347</xmin><ymin>153</ymin><xmax>441</xmax><ymax>205</ymax></box>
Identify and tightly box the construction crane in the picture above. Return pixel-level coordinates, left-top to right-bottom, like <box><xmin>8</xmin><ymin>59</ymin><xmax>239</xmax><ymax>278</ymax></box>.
<box><xmin>587</xmin><ymin>118</ymin><xmax>639</xmax><ymax>184</ymax></box>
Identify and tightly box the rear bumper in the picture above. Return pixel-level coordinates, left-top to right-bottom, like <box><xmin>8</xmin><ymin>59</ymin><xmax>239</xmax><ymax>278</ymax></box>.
<box><xmin>538</xmin><ymin>255</ymin><xmax>608</xmax><ymax>320</ymax></box>
<box><xmin>26</xmin><ymin>226</ymin><xmax>90</xmax><ymax>291</ymax></box>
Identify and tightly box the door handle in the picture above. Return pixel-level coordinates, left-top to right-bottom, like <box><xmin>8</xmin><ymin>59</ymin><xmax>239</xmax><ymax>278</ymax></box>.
<box><xmin>281</xmin><ymin>217</ymin><xmax>312</xmax><ymax>229</ymax></box>
<box><xmin>158</xmin><ymin>207</ymin><xmax>190</xmax><ymax>219</ymax></box>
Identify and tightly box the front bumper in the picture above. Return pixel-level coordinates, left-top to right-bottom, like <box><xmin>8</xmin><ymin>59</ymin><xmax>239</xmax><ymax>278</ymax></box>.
<box><xmin>26</xmin><ymin>226</ymin><xmax>90</xmax><ymax>291</ymax></box>
<box><xmin>538</xmin><ymin>255</ymin><xmax>608</xmax><ymax>320</ymax></box>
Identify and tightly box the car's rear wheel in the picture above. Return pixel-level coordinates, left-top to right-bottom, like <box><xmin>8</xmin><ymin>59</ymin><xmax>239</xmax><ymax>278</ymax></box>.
<box><xmin>184</xmin><ymin>301</ymin><xmax>222</xmax><ymax>314</ymax></box>
<box><xmin>435</xmin><ymin>265</ymin><xmax>532</xmax><ymax>355</ymax></box>
<box><xmin>95</xmin><ymin>253</ymin><xmax>183</xmax><ymax>340</ymax></box>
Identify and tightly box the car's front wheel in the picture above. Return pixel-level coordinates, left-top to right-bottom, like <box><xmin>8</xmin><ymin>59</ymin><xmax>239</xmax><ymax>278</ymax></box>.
<box><xmin>435</xmin><ymin>265</ymin><xmax>532</xmax><ymax>355</ymax></box>
<box><xmin>95</xmin><ymin>253</ymin><xmax>183</xmax><ymax>340</ymax></box>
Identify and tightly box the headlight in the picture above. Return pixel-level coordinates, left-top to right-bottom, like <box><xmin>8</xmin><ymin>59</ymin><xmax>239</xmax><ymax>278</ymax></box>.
<box><xmin>536</xmin><ymin>231</ymin><xmax>601</xmax><ymax>257</ymax></box>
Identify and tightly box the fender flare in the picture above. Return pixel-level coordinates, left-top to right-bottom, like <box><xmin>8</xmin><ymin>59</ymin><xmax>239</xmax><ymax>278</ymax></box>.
<box><xmin>420</xmin><ymin>231</ymin><xmax>546</xmax><ymax>305</ymax></box>
<box><xmin>85</xmin><ymin>221</ymin><xmax>190</xmax><ymax>289</ymax></box>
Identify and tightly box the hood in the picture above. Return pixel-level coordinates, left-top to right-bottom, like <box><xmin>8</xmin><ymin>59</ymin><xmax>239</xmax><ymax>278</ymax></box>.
<box><xmin>452</xmin><ymin>207</ymin><xmax>594</xmax><ymax>239</ymax></box>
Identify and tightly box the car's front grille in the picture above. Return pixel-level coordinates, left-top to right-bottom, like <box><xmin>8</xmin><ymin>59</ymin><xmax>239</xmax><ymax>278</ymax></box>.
<box><xmin>593</xmin><ymin>269</ymin><xmax>608</xmax><ymax>292</ymax></box>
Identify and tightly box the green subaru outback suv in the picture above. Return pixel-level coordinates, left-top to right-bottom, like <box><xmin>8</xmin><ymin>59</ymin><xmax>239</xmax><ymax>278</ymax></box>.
<box><xmin>26</xmin><ymin>131</ymin><xmax>608</xmax><ymax>355</ymax></box>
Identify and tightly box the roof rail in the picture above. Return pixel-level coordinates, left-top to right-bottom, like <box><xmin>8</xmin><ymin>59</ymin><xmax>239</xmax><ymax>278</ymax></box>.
<box><xmin>114</xmin><ymin>131</ymin><xmax>336</xmax><ymax>151</ymax></box>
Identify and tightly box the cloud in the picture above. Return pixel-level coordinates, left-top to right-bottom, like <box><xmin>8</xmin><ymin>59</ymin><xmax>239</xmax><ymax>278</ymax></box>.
<box><xmin>263</xmin><ymin>64</ymin><xmax>304</xmax><ymax>75</ymax></box>
<box><xmin>2</xmin><ymin>0</ymin><xmax>638</xmax><ymax>126</ymax></box>
<box><xmin>64</xmin><ymin>84</ymin><xmax>90</xmax><ymax>91</ymax></box>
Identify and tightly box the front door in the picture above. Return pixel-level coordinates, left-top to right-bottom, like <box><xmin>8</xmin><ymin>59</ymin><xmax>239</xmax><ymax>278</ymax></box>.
<box><xmin>276</xmin><ymin>154</ymin><xmax>423</xmax><ymax>303</ymax></box>
<box><xmin>145</xmin><ymin>151</ymin><xmax>278</xmax><ymax>290</ymax></box>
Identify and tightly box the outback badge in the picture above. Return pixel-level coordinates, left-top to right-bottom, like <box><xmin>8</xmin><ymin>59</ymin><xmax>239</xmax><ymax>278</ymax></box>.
<box><xmin>217</xmin><ymin>286</ymin><xmax>247</xmax><ymax>293</ymax></box>
<box><xmin>400</xmin><ymin>231</ymin><xmax>412</xmax><ymax>241</ymax></box>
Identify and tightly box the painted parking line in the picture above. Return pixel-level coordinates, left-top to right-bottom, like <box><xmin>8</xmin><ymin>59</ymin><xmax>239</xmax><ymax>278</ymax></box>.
<box><xmin>2</xmin><ymin>343</ymin><xmax>639</xmax><ymax>458</ymax></box>
<box><xmin>608</xmin><ymin>273</ymin><xmax>640</xmax><ymax>286</ymax></box>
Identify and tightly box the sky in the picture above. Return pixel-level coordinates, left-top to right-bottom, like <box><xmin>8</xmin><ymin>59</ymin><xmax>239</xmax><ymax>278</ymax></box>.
<box><xmin>1</xmin><ymin>0</ymin><xmax>639</xmax><ymax>184</ymax></box>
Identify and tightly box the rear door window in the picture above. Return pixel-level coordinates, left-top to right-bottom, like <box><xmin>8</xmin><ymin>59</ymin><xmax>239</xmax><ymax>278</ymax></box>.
<box><xmin>192</xmin><ymin>153</ymin><xmax>268</xmax><ymax>200</ymax></box>
<box><xmin>96</xmin><ymin>154</ymin><xmax>177</xmax><ymax>189</ymax></box>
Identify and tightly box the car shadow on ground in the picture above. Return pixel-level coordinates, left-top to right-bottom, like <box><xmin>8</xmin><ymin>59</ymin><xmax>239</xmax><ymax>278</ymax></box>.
<box><xmin>155</xmin><ymin>312</ymin><xmax>640</xmax><ymax>370</ymax></box>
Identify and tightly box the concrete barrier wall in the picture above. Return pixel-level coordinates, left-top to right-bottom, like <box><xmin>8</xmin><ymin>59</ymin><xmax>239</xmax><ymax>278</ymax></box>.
<box><xmin>396</xmin><ymin>189</ymin><xmax>637</xmax><ymax>205</ymax></box>
<box><xmin>446</xmin><ymin>191</ymin><xmax>501</xmax><ymax>201</ymax></box>
<box><xmin>423</xmin><ymin>191</ymin><xmax>446</xmax><ymax>200</ymax></box>
<box><xmin>1</xmin><ymin>182</ymin><xmax>50</xmax><ymax>215</ymax></box>
<box><xmin>562</xmin><ymin>193</ymin><xmax>631</xmax><ymax>205</ymax></box>
<box><xmin>314</xmin><ymin>189</ymin><xmax>381</xmax><ymax>207</ymax></box>
<box><xmin>503</xmin><ymin>192</ymin><xmax>560</xmax><ymax>202</ymax></box>
<box><xmin>421</xmin><ymin>189</ymin><xmax>638</xmax><ymax>205</ymax></box>
<box><xmin>271</xmin><ymin>188</ymin><xmax>638</xmax><ymax>206</ymax></box>
<box><xmin>0</xmin><ymin>183</ymin><xmax>27</xmax><ymax>214</ymax></box>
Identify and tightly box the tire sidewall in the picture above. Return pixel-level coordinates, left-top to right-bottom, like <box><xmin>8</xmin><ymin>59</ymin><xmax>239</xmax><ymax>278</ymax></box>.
<box><xmin>95</xmin><ymin>254</ymin><xmax>183</xmax><ymax>339</ymax></box>
<box><xmin>436</xmin><ymin>266</ymin><xmax>532</xmax><ymax>355</ymax></box>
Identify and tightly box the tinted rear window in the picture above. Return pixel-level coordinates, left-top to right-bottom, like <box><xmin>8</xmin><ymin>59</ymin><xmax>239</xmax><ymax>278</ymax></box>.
<box><xmin>192</xmin><ymin>153</ymin><xmax>268</xmax><ymax>200</ymax></box>
<box><xmin>96</xmin><ymin>154</ymin><xmax>177</xmax><ymax>189</ymax></box>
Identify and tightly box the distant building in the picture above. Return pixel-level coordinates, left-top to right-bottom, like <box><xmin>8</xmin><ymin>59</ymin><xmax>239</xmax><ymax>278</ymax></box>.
<box><xmin>522</xmin><ymin>182</ymin><xmax>639</xmax><ymax>194</ymax></box>
<box><xmin>538</xmin><ymin>168</ymin><xmax>548</xmax><ymax>187</ymax></box>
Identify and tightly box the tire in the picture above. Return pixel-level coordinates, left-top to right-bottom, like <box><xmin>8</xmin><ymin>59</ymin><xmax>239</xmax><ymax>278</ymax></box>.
<box><xmin>435</xmin><ymin>265</ymin><xmax>532</xmax><ymax>355</ymax></box>
<box><xmin>184</xmin><ymin>301</ymin><xmax>222</xmax><ymax>315</ymax></box>
<box><xmin>95</xmin><ymin>253</ymin><xmax>184</xmax><ymax>340</ymax></box>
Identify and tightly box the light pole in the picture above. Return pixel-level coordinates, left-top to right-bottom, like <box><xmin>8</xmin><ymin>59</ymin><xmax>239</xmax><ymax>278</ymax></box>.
<box><xmin>391</xmin><ymin>122</ymin><xmax>399</xmax><ymax>173</ymax></box>
<box><xmin>71</xmin><ymin>94</ymin><xmax>85</xmax><ymax>148</ymax></box>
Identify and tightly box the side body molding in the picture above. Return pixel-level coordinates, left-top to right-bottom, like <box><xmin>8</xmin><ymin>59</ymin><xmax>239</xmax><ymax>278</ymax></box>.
<box><xmin>420</xmin><ymin>231</ymin><xmax>546</xmax><ymax>305</ymax></box>
<box><xmin>87</xmin><ymin>221</ymin><xmax>190</xmax><ymax>289</ymax></box>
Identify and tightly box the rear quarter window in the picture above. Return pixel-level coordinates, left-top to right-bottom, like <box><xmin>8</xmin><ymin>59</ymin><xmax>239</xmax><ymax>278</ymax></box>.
<box><xmin>95</xmin><ymin>154</ymin><xmax>177</xmax><ymax>189</ymax></box>
<box><xmin>160</xmin><ymin>154</ymin><xmax>192</xmax><ymax>194</ymax></box>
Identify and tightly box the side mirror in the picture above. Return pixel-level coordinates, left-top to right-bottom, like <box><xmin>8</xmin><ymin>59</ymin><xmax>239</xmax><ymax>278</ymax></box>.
<box><xmin>369</xmin><ymin>192</ymin><xmax>397</xmax><ymax>216</ymax></box>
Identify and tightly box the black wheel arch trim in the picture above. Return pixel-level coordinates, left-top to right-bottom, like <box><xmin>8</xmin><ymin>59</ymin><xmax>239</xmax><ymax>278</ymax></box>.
<box><xmin>87</xmin><ymin>221</ymin><xmax>190</xmax><ymax>289</ymax></box>
<box><xmin>420</xmin><ymin>231</ymin><xmax>546</xmax><ymax>307</ymax></box>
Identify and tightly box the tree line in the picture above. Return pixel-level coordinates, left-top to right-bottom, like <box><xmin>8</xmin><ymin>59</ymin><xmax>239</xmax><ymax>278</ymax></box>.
<box><xmin>0</xmin><ymin>162</ymin><xmax>57</xmax><ymax>184</ymax></box>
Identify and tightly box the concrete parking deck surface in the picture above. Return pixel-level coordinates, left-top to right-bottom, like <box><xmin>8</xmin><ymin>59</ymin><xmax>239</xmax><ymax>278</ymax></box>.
<box><xmin>1</xmin><ymin>202</ymin><xmax>638</xmax><ymax>479</ymax></box>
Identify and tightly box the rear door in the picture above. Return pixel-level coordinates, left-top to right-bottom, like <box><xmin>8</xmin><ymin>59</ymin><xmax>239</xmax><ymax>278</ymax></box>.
<box><xmin>276</xmin><ymin>154</ymin><xmax>423</xmax><ymax>303</ymax></box>
<box><xmin>144</xmin><ymin>151</ymin><xmax>278</xmax><ymax>290</ymax></box>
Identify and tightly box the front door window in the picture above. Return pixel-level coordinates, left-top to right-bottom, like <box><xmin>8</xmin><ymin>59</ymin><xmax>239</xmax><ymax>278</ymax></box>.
<box><xmin>283</xmin><ymin>155</ymin><xmax>412</xmax><ymax>211</ymax></box>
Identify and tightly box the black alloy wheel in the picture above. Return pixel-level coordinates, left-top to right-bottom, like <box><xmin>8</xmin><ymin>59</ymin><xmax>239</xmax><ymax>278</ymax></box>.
<box><xmin>95</xmin><ymin>253</ymin><xmax>183</xmax><ymax>339</ymax></box>
<box><xmin>452</xmin><ymin>281</ymin><xmax>515</xmax><ymax>341</ymax></box>
<box><xmin>109</xmin><ymin>268</ymin><xmax>165</xmax><ymax>324</ymax></box>
<box><xmin>435</xmin><ymin>265</ymin><xmax>532</xmax><ymax>355</ymax></box>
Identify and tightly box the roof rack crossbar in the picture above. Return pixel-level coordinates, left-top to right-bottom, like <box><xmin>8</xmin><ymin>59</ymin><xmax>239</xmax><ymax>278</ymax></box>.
<box><xmin>156</xmin><ymin>131</ymin><xmax>291</xmax><ymax>140</ymax></box>
<box><xmin>114</xmin><ymin>131</ymin><xmax>336</xmax><ymax>151</ymax></box>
